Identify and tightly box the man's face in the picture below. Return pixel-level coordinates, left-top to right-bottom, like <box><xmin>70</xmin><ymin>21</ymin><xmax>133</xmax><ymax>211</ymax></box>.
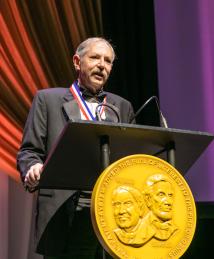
<box><xmin>73</xmin><ymin>41</ymin><xmax>113</xmax><ymax>93</ymax></box>
<box><xmin>150</xmin><ymin>181</ymin><xmax>174</xmax><ymax>221</ymax></box>
<box><xmin>112</xmin><ymin>190</ymin><xmax>141</xmax><ymax>231</ymax></box>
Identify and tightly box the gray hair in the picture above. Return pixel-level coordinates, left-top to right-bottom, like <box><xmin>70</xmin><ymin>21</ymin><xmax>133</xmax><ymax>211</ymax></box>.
<box><xmin>75</xmin><ymin>37</ymin><xmax>116</xmax><ymax>61</ymax></box>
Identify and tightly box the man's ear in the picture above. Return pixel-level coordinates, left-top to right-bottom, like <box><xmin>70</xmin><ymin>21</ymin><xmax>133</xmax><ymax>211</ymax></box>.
<box><xmin>73</xmin><ymin>54</ymin><xmax>80</xmax><ymax>71</ymax></box>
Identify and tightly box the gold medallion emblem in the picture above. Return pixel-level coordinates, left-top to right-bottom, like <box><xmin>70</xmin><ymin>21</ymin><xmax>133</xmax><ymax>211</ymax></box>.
<box><xmin>91</xmin><ymin>154</ymin><xmax>196</xmax><ymax>259</ymax></box>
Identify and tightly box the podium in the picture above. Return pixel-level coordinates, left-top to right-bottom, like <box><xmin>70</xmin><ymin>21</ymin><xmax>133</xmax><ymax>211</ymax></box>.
<box><xmin>38</xmin><ymin>120</ymin><xmax>214</xmax><ymax>190</ymax></box>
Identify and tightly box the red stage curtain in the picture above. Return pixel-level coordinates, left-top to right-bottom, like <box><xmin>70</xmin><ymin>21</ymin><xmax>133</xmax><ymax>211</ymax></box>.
<box><xmin>0</xmin><ymin>0</ymin><xmax>103</xmax><ymax>182</ymax></box>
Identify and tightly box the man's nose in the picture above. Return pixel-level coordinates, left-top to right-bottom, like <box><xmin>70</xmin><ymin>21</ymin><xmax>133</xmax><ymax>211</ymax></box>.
<box><xmin>119</xmin><ymin>204</ymin><xmax>127</xmax><ymax>214</ymax></box>
<box><xmin>165</xmin><ymin>196</ymin><xmax>173</xmax><ymax>205</ymax></box>
<box><xmin>97</xmin><ymin>58</ymin><xmax>105</xmax><ymax>68</ymax></box>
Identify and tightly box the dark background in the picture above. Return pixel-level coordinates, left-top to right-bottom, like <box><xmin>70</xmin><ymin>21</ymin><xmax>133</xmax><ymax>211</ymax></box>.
<box><xmin>102</xmin><ymin>0</ymin><xmax>160</xmax><ymax>126</ymax></box>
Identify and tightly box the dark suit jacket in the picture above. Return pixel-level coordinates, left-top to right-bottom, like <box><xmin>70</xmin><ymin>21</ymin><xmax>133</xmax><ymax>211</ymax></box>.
<box><xmin>17</xmin><ymin>87</ymin><xmax>135</xmax><ymax>256</ymax></box>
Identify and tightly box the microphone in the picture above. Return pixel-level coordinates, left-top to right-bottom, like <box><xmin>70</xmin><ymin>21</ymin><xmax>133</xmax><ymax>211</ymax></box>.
<box><xmin>130</xmin><ymin>96</ymin><xmax>168</xmax><ymax>128</ymax></box>
<box><xmin>95</xmin><ymin>103</ymin><xmax>120</xmax><ymax>123</ymax></box>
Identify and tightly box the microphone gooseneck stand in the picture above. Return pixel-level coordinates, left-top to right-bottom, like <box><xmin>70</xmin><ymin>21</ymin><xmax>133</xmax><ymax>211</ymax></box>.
<box><xmin>130</xmin><ymin>95</ymin><xmax>176</xmax><ymax>167</ymax></box>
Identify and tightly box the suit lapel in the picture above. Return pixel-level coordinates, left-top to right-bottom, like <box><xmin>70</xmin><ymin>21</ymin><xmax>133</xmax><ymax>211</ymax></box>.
<box><xmin>105</xmin><ymin>94</ymin><xmax>121</xmax><ymax>123</ymax></box>
<box><xmin>62</xmin><ymin>89</ymin><xmax>81</xmax><ymax>121</ymax></box>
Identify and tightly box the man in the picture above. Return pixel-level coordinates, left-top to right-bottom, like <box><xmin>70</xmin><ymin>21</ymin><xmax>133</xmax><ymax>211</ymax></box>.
<box><xmin>112</xmin><ymin>185</ymin><xmax>145</xmax><ymax>247</ymax></box>
<box><xmin>141</xmin><ymin>174</ymin><xmax>178</xmax><ymax>243</ymax></box>
<box><xmin>17</xmin><ymin>37</ymin><xmax>135</xmax><ymax>258</ymax></box>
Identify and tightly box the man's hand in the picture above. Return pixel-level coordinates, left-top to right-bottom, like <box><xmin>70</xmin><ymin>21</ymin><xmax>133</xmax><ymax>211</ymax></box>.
<box><xmin>24</xmin><ymin>163</ymin><xmax>43</xmax><ymax>188</ymax></box>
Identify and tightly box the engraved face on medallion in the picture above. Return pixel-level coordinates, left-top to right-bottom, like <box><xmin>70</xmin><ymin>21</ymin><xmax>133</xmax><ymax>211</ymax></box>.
<box><xmin>112</xmin><ymin>186</ymin><xmax>145</xmax><ymax>246</ymax></box>
<box><xmin>142</xmin><ymin>174</ymin><xmax>178</xmax><ymax>242</ymax></box>
<box><xmin>112</xmin><ymin>186</ymin><xmax>143</xmax><ymax>230</ymax></box>
<box><xmin>144</xmin><ymin>175</ymin><xmax>174</xmax><ymax>221</ymax></box>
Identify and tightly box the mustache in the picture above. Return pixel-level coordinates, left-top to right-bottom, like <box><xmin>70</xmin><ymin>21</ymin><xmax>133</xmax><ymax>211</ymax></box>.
<box><xmin>93</xmin><ymin>70</ymin><xmax>105</xmax><ymax>77</ymax></box>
